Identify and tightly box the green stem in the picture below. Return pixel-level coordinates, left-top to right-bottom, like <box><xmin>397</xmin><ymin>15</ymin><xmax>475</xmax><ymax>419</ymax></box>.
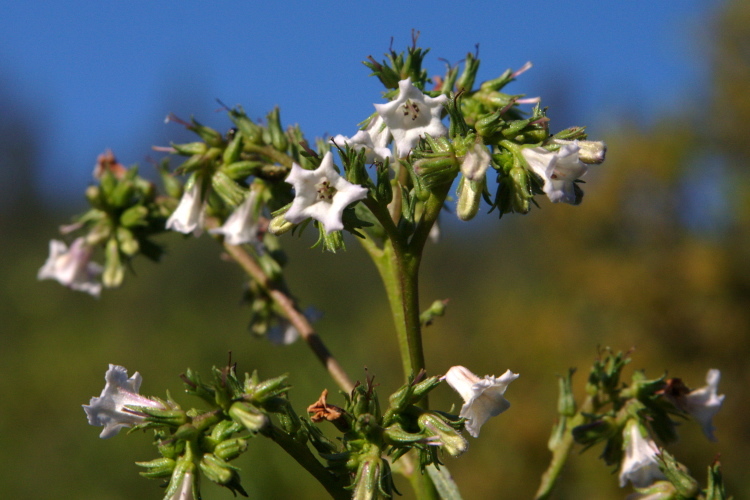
<box><xmin>534</xmin><ymin>397</ymin><xmax>594</xmax><ymax>500</ymax></box>
<box><xmin>361</xmin><ymin>198</ymin><xmax>425</xmax><ymax>380</ymax></box>
<box><xmin>262</xmin><ymin>424</ymin><xmax>350</xmax><ymax>500</ymax></box>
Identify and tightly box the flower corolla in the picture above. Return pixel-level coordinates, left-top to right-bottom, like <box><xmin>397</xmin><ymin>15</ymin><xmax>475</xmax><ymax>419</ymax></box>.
<box><xmin>284</xmin><ymin>152</ymin><xmax>368</xmax><ymax>233</ymax></box>
<box><xmin>209</xmin><ymin>189</ymin><xmax>260</xmax><ymax>245</ymax></box>
<box><xmin>83</xmin><ymin>364</ymin><xmax>165</xmax><ymax>438</ymax></box>
<box><xmin>680</xmin><ymin>369</ymin><xmax>725</xmax><ymax>441</ymax></box>
<box><xmin>521</xmin><ymin>143</ymin><xmax>588</xmax><ymax>204</ymax></box>
<box><xmin>374</xmin><ymin>78</ymin><xmax>448</xmax><ymax>157</ymax></box>
<box><xmin>443</xmin><ymin>365</ymin><xmax>519</xmax><ymax>438</ymax></box>
<box><xmin>619</xmin><ymin>421</ymin><xmax>665</xmax><ymax>488</ymax></box>
<box><xmin>331</xmin><ymin>115</ymin><xmax>392</xmax><ymax>163</ymax></box>
<box><xmin>166</xmin><ymin>182</ymin><xmax>205</xmax><ymax>234</ymax></box>
<box><xmin>37</xmin><ymin>238</ymin><xmax>102</xmax><ymax>297</ymax></box>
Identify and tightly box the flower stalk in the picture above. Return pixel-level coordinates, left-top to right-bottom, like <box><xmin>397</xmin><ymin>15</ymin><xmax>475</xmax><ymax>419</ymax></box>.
<box><xmin>211</xmin><ymin>218</ymin><xmax>354</xmax><ymax>393</ymax></box>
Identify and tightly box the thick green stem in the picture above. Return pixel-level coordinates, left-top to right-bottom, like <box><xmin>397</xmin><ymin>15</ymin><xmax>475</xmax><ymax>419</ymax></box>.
<box><xmin>361</xmin><ymin>198</ymin><xmax>425</xmax><ymax>380</ymax></box>
<box><xmin>534</xmin><ymin>397</ymin><xmax>595</xmax><ymax>500</ymax></box>
<box><xmin>263</xmin><ymin>424</ymin><xmax>350</xmax><ymax>500</ymax></box>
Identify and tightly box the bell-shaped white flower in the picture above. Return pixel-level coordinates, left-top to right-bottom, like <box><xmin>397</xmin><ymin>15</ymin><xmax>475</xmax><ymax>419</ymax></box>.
<box><xmin>284</xmin><ymin>151</ymin><xmax>368</xmax><ymax>233</ymax></box>
<box><xmin>619</xmin><ymin>421</ymin><xmax>665</xmax><ymax>488</ymax></box>
<box><xmin>443</xmin><ymin>365</ymin><xmax>519</xmax><ymax>438</ymax></box>
<box><xmin>209</xmin><ymin>189</ymin><xmax>260</xmax><ymax>245</ymax></box>
<box><xmin>521</xmin><ymin>143</ymin><xmax>588</xmax><ymax>204</ymax></box>
<box><xmin>374</xmin><ymin>78</ymin><xmax>448</xmax><ymax>157</ymax></box>
<box><xmin>166</xmin><ymin>182</ymin><xmax>205</xmax><ymax>234</ymax></box>
<box><xmin>681</xmin><ymin>369</ymin><xmax>725</xmax><ymax>442</ymax></box>
<box><xmin>331</xmin><ymin>115</ymin><xmax>393</xmax><ymax>163</ymax></box>
<box><xmin>37</xmin><ymin>238</ymin><xmax>103</xmax><ymax>297</ymax></box>
<box><xmin>83</xmin><ymin>364</ymin><xmax>165</xmax><ymax>438</ymax></box>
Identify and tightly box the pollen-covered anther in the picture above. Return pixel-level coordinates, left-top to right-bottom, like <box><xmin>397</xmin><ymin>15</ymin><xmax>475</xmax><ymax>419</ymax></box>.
<box><xmin>401</xmin><ymin>100</ymin><xmax>421</xmax><ymax>120</ymax></box>
<box><xmin>315</xmin><ymin>179</ymin><xmax>337</xmax><ymax>201</ymax></box>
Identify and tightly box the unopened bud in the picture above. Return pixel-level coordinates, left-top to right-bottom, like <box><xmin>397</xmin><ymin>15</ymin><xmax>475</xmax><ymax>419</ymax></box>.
<box><xmin>200</xmin><ymin>454</ymin><xmax>234</xmax><ymax>485</ymax></box>
<box><xmin>214</xmin><ymin>438</ymin><xmax>248</xmax><ymax>461</ymax></box>
<box><xmin>136</xmin><ymin>457</ymin><xmax>176</xmax><ymax>479</ymax></box>
<box><xmin>103</xmin><ymin>238</ymin><xmax>124</xmax><ymax>288</ymax></box>
<box><xmin>229</xmin><ymin>402</ymin><xmax>268</xmax><ymax>432</ymax></box>
<box><xmin>658</xmin><ymin>449</ymin><xmax>699</xmax><ymax>498</ymax></box>
<box><xmin>418</xmin><ymin>413</ymin><xmax>468</xmax><ymax>457</ymax></box>
<box><xmin>268</xmin><ymin>215</ymin><xmax>294</xmax><ymax>235</ymax></box>
<box><xmin>509</xmin><ymin>167</ymin><xmax>531</xmax><ymax>214</ymax></box>
<box><xmin>553</xmin><ymin>139</ymin><xmax>606</xmax><ymax>164</ymax></box>
<box><xmin>456</xmin><ymin>176</ymin><xmax>483</xmax><ymax>221</ymax></box>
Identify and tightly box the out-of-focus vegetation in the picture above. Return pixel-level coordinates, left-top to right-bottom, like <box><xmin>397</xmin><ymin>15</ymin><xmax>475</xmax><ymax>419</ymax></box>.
<box><xmin>2</xmin><ymin>1</ymin><xmax>749</xmax><ymax>498</ymax></box>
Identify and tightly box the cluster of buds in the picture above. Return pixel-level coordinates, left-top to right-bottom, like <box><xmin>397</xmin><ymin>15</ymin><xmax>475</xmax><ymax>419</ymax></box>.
<box><xmin>38</xmin><ymin>151</ymin><xmax>168</xmax><ymax>296</ymax></box>
<box><xmin>551</xmin><ymin>350</ymin><xmax>727</xmax><ymax>497</ymax></box>
<box><xmin>83</xmin><ymin>362</ymin><xmax>517</xmax><ymax>500</ymax></box>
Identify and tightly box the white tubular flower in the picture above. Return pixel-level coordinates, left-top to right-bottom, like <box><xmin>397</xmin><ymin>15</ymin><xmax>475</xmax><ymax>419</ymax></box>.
<box><xmin>460</xmin><ymin>142</ymin><xmax>492</xmax><ymax>182</ymax></box>
<box><xmin>166</xmin><ymin>182</ymin><xmax>205</xmax><ymax>234</ymax></box>
<box><xmin>682</xmin><ymin>369</ymin><xmax>725</xmax><ymax>442</ymax></box>
<box><xmin>37</xmin><ymin>238</ymin><xmax>103</xmax><ymax>297</ymax></box>
<box><xmin>443</xmin><ymin>365</ymin><xmax>519</xmax><ymax>438</ymax></box>
<box><xmin>284</xmin><ymin>151</ymin><xmax>368</xmax><ymax>233</ymax></box>
<box><xmin>332</xmin><ymin>115</ymin><xmax>393</xmax><ymax>162</ymax></box>
<box><xmin>521</xmin><ymin>143</ymin><xmax>588</xmax><ymax>204</ymax></box>
<box><xmin>168</xmin><ymin>471</ymin><xmax>196</xmax><ymax>500</ymax></box>
<box><xmin>83</xmin><ymin>364</ymin><xmax>165</xmax><ymax>439</ymax></box>
<box><xmin>374</xmin><ymin>78</ymin><xmax>448</xmax><ymax>157</ymax></box>
<box><xmin>619</xmin><ymin>421</ymin><xmax>665</xmax><ymax>488</ymax></box>
<box><xmin>209</xmin><ymin>189</ymin><xmax>260</xmax><ymax>245</ymax></box>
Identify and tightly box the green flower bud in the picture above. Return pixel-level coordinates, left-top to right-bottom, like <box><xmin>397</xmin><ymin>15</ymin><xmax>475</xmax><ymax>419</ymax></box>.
<box><xmin>213</xmin><ymin>438</ymin><xmax>248</xmax><ymax>461</ymax></box>
<box><xmin>109</xmin><ymin>178</ymin><xmax>135</xmax><ymax>208</ymax></box>
<box><xmin>413</xmin><ymin>156</ymin><xmax>459</xmax><ymax>190</ymax></box>
<box><xmin>200</xmin><ymin>454</ymin><xmax>234</xmax><ymax>485</ymax></box>
<box><xmin>418</xmin><ymin>413</ymin><xmax>468</xmax><ymax>457</ymax></box>
<box><xmin>119</xmin><ymin>205</ymin><xmax>148</xmax><ymax>228</ymax></box>
<box><xmin>382</xmin><ymin>423</ymin><xmax>428</xmax><ymax>446</ymax></box>
<box><xmin>456</xmin><ymin>175</ymin><xmax>483</xmax><ymax>221</ymax></box>
<box><xmin>103</xmin><ymin>237</ymin><xmax>124</xmax><ymax>288</ymax></box>
<box><xmin>630</xmin><ymin>481</ymin><xmax>678</xmax><ymax>500</ymax></box>
<box><xmin>266</xmin><ymin>107</ymin><xmax>288</xmax><ymax>152</ymax></box>
<box><xmin>211</xmin><ymin>170</ymin><xmax>246</xmax><ymax>207</ymax></box>
<box><xmin>228</xmin><ymin>106</ymin><xmax>264</xmax><ymax>145</ymax></box>
<box><xmin>557</xmin><ymin>368</ymin><xmax>577</xmax><ymax>417</ymax></box>
<box><xmin>189</xmin><ymin>118</ymin><xmax>224</xmax><ymax>148</ymax></box>
<box><xmin>658</xmin><ymin>449</ymin><xmax>699</xmax><ymax>498</ymax></box>
<box><xmin>552</xmin><ymin>126</ymin><xmax>587</xmax><ymax>141</ymax></box>
<box><xmin>176</xmin><ymin>147</ymin><xmax>221</xmax><ymax>175</ymax></box>
<box><xmin>229</xmin><ymin>402</ymin><xmax>268</xmax><ymax>432</ymax></box>
<box><xmin>474</xmin><ymin>110</ymin><xmax>504</xmax><ymax>138</ymax></box>
<box><xmin>244</xmin><ymin>374</ymin><xmax>290</xmax><ymax>403</ymax></box>
<box><xmin>135</xmin><ymin>457</ymin><xmax>176</xmax><ymax>479</ymax></box>
<box><xmin>209</xmin><ymin>420</ymin><xmax>244</xmax><ymax>443</ymax></box>
<box><xmin>116</xmin><ymin>227</ymin><xmax>139</xmax><ymax>257</ymax></box>
<box><xmin>456</xmin><ymin>50</ymin><xmax>480</xmax><ymax>92</ymax></box>
<box><xmin>171</xmin><ymin>141</ymin><xmax>208</xmax><ymax>156</ymax></box>
<box><xmin>268</xmin><ymin>215</ymin><xmax>294</xmax><ymax>235</ymax></box>
<box><xmin>222</xmin><ymin>160</ymin><xmax>262</xmax><ymax>180</ymax></box>
<box><xmin>222</xmin><ymin>132</ymin><xmax>243</xmax><ymax>165</ymax></box>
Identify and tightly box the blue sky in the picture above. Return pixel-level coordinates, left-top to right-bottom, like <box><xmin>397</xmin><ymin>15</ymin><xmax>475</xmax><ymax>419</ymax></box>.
<box><xmin>0</xmin><ymin>0</ymin><xmax>719</xmax><ymax>204</ymax></box>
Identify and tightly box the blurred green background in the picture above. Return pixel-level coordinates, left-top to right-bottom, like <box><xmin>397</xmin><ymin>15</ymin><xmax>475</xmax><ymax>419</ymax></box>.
<box><xmin>3</xmin><ymin>2</ymin><xmax>750</xmax><ymax>499</ymax></box>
